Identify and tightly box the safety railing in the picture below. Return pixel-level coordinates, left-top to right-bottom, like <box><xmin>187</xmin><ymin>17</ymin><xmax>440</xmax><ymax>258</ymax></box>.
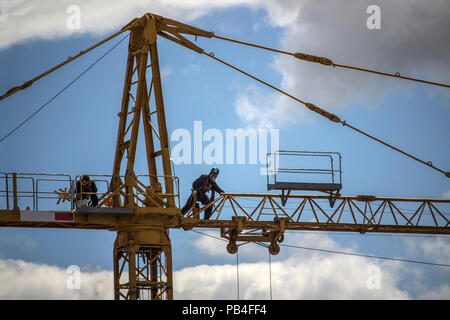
<box><xmin>183</xmin><ymin>193</ymin><xmax>450</xmax><ymax>233</ymax></box>
<box><xmin>0</xmin><ymin>173</ymin><xmax>73</xmax><ymax>211</ymax></box>
<box><xmin>266</xmin><ymin>150</ymin><xmax>343</xmax><ymax>191</ymax></box>
<box><xmin>73</xmin><ymin>174</ymin><xmax>180</xmax><ymax>209</ymax></box>
<box><xmin>0</xmin><ymin>172</ymin><xmax>180</xmax><ymax>211</ymax></box>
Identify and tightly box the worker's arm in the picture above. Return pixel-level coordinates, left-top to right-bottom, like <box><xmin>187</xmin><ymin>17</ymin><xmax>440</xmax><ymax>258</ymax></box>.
<box><xmin>212</xmin><ymin>182</ymin><xmax>225</xmax><ymax>195</ymax></box>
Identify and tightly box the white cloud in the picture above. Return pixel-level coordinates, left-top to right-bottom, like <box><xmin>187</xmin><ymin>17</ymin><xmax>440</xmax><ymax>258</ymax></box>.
<box><xmin>184</xmin><ymin>231</ymin><xmax>413</xmax><ymax>299</ymax></box>
<box><xmin>0</xmin><ymin>0</ymin><xmax>261</xmax><ymax>49</ymax></box>
<box><xmin>418</xmin><ymin>284</ymin><xmax>450</xmax><ymax>300</ymax></box>
<box><xmin>192</xmin><ymin>229</ymin><xmax>272</xmax><ymax>260</ymax></box>
<box><xmin>0</xmin><ymin>259</ymin><xmax>113</xmax><ymax>299</ymax></box>
<box><xmin>192</xmin><ymin>230</ymin><xmax>227</xmax><ymax>256</ymax></box>
<box><xmin>2</xmin><ymin>0</ymin><xmax>448</xmax><ymax>130</ymax></box>
<box><xmin>234</xmin><ymin>0</ymin><xmax>450</xmax><ymax>128</ymax></box>
<box><xmin>234</xmin><ymin>85</ymin><xmax>312</xmax><ymax>129</ymax></box>
<box><xmin>1</xmin><ymin>230</ymin><xmax>449</xmax><ymax>300</ymax></box>
<box><xmin>178</xmin><ymin>231</ymin><xmax>412</xmax><ymax>299</ymax></box>
<box><xmin>404</xmin><ymin>237</ymin><xmax>450</xmax><ymax>265</ymax></box>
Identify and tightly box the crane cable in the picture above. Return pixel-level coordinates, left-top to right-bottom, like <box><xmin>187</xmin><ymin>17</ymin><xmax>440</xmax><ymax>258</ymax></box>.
<box><xmin>0</xmin><ymin>27</ymin><xmax>130</xmax><ymax>102</ymax></box>
<box><xmin>236</xmin><ymin>251</ymin><xmax>240</xmax><ymax>300</ymax></box>
<box><xmin>268</xmin><ymin>252</ymin><xmax>273</xmax><ymax>300</ymax></box>
<box><xmin>0</xmin><ymin>34</ymin><xmax>129</xmax><ymax>144</ymax></box>
<box><xmin>212</xmin><ymin>34</ymin><xmax>450</xmax><ymax>89</ymax></box>
<box><xmin>202</xmin><ymin>51</ymin><xmax>450</xmax><ymax>178</ymax></box>
<box><xmin>190</xmin><ymin>229</ymin><xmax>450</xmax><ymax>268</ymax></box>
<box><xmin>1</xmin><ymin>24</ymin><xmax>447</xmax><ymax>176</ymax></box>
<box><xmin>280</xmin><ymin>243</ymin><xmax>450</xmax><ymax>268</ymax></box>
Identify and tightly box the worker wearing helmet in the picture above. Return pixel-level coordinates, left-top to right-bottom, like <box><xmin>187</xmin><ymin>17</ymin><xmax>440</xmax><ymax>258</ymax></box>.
<box><xmin>75</xmin><ymin>175</ymin><xmax>98</xmax><ymax>207</ymax></box>
<box><xmin>181</xmin><ymin>167</ymin><xmax>225</xmax><ymax>219</ymax></box>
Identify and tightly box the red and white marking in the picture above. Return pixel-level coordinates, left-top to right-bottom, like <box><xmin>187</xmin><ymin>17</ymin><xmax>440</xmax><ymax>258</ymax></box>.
<box><xmin>20</xmin><ymin>211</ymin><xmax>74</xmax><ymax>222</ymax></box>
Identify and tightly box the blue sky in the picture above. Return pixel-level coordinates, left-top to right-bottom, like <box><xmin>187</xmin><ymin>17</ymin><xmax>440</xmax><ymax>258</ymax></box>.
<box><xmin>0</xmin><ymin>1</ymin><xmax>449</xmax><ymax>299</ymax></box>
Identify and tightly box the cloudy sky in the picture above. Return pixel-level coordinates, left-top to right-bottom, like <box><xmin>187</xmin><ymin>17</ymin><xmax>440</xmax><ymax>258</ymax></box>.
<box><xmin>0</xmin><ymin>0</ymin><xmax>449</xmax><ymax>299</ymax></box>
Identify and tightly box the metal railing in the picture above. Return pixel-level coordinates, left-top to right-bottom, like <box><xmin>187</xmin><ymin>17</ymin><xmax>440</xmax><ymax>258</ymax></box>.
<box><xmin>266</xmin><ymin>150</ymin><xmax>343</xmax><ymax>190</ymax></box>
<box><xmin>0</xmin><ymin>172</ymin><xmax>180</xmax><ymax>211</ymax></box>
<box><xmin>73</xmin><ymin>174</ymin><xmax>180</xmax><ymax>209</ymax></box>
<box><xmin>0</xmin><ymin>173</ymin><xmax>73</xmax><ymax>211</ymax></box>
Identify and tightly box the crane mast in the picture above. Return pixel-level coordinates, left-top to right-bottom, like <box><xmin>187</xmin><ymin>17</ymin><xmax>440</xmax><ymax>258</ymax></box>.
<box><xmin>0</xmin><ymin>13</ymin><xmax>449</xmax><ymax>300</ymax></box>
<box><xmin>109</xmin><ymin>14</ymin><xmax>214</xmax><ymax>300</ymax></box>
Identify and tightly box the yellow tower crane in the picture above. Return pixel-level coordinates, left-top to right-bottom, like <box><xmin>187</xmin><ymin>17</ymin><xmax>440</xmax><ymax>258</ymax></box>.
<box><xmin>0</xmin><ymin>13</ymin><xmax>449</xmax><ymax>300</ymax></box>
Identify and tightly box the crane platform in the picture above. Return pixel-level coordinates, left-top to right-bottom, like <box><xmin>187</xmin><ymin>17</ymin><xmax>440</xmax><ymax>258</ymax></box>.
<box><xmin>266</xmin><ymin>151</ymin><xmax>343</xmax><ymax>206</ymax></box>
<box><xmin>76</xmin><ymin>207</ymin><xmax>133</xmax><ymax>216</ymax></box>
<box><xmin>267</xmin><ymin>181</ymin><xmax>342</xmax><ymax>192</ymax></box>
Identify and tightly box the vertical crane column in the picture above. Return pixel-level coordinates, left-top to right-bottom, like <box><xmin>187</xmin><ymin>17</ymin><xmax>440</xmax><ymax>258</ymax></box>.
<box><xmin>108</xmin><ymin>12</ymin><xmax>216</xmax><ymax>300</ymax></box>
<box><xmin>110</xmin><ymin>26</ymin><xmax>140</xmax><ymax>207</ymax></box>
<box><xmin>110</xmin><ymin>15</ymin><xmax>175</xmax><ymax>208</ymax></box>
<box><xmin>110</xmin><ymin>15</ymin><xmax>179</xmax><ymax>300</ymax></box>
<box><xmin>149</xmin><ymin>40</ymin><xmax>175</xmax><ymax>207</ymax></box>
<box><xmin>113</xmin><ymin>228</ymin><xmax>173</xmax><ymax>300</ymax></box>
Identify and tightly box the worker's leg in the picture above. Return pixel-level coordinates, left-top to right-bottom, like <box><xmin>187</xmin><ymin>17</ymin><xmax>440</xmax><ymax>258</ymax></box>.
<box><xmin>181</xmin><ymin>193</ymin><xmax>194</xmax><ymax>214</ymax></box>
<box><xmin>90</xmin><ymin>194</ymin><xmax>99</xmax><ymax>207</ymax></box>
<box><xmin>198</xmin><ymin>194</ymin><xmax>213</xmax><ymax>220</ymax></box>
